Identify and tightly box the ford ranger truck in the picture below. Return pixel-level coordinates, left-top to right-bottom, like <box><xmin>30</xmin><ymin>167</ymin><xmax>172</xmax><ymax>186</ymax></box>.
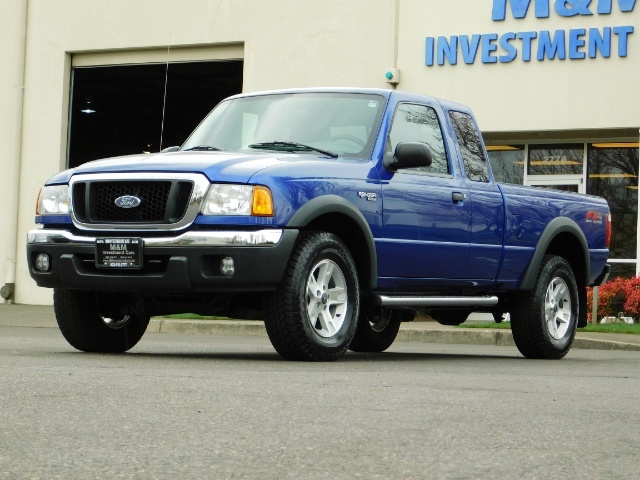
<box><xmin>27</xmin><ymin>88</ymin><xmax>611</xmax><ymax>361</ymax></box>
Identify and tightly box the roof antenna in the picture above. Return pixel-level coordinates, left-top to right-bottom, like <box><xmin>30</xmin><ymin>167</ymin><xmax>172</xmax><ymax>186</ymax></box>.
<box><xmin>159</xmin><ymin>33</ymin><xmax>171</xmax><ymax>152</ymax></box>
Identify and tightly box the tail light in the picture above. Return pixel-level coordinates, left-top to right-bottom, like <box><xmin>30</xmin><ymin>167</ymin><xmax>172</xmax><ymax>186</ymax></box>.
<box><xmin>605</xmin><ymin>212</ymin><xmax>612</xmax><ymax>248</ymax></box>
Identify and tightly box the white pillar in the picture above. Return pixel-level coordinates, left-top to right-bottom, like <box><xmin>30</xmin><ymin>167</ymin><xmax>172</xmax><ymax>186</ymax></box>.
<box><xmin>637</xmin><ymin>129</ymin><xmax>640</xmax><ymax>276</ymax></box>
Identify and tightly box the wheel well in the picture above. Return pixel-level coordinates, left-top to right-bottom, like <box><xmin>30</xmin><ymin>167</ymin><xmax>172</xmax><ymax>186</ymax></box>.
<box><xmin>545</xmin><ymin>233</ymin><xmax>587</xmax><ymax>288</ymax></box>
<box><xmin>303</xmin><ymin>213</ymin><xmax>373</xmax><ymax>290</ymax></box>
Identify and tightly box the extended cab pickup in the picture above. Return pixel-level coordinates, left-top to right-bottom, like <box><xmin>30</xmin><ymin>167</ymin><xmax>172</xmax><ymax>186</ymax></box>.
<box><xmin>27</xmin><ymin>88</ymin><xmax>611</xmax><ymax>361</ymax></box>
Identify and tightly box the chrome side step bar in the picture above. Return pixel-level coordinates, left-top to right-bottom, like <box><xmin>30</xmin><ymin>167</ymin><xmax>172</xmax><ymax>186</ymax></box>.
<box><xmin>374</xmin><ymin>295</ymin><xmax>499</xmax><ymax>308</ymax></box>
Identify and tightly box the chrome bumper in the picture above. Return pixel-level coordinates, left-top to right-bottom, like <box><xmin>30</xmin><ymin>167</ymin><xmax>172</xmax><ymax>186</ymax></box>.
<box><xmin>27</xmin><ymin>228</ymin><xmax>284</xmax><ymax>247</ymax></box>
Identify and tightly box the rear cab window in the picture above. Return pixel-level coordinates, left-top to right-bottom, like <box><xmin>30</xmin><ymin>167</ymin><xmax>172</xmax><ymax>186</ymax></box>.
<box><xmin>448</xmin><ymin>111</ymin><xmax>490</xmax><ymax>183</ymax></box>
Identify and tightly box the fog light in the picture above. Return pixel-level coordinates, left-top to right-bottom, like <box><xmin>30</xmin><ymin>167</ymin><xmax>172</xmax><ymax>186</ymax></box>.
<box><xmin>35</xmin><ymin>253</ymin><xmax>51</xmax><ymax>272</ymax></box>
<box><xmin>220</xmin><ymin>257</ymin><xmax>235</xmax><ymax>277</ymax></box>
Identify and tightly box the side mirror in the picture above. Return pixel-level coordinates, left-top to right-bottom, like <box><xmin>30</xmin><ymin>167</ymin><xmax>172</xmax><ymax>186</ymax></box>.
<box><xmin>384</xmin><ymin>142</ymin><xmax>432</xmax><ymax>171</ymax></box>
<box><xmin>161</xmin><ymin>146</ymin><xmax>180</xmax><ymax>153</ymax></box>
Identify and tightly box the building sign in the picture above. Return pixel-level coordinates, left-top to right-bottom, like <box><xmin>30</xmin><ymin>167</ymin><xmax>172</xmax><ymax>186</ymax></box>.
<box><xmin>425</xmin><ymin>0</ymin><xmax>636</xmax><ymax>66</ymax></box>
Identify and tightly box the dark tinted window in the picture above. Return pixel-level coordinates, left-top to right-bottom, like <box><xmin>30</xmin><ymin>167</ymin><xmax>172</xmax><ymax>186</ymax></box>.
<box><xmin>388</xmin><ymin>103</ymin><xmax>449</xmax><ymax>174</ymax></box>
<box><xmin>449</xmin><ymin>111</ymin><xmax>489</xmax><ymax>182</ymax></box>
<box><xmin>69</xmin><ymin>60</ymin><xmax>243</xmax><ymax>168</ymax></box>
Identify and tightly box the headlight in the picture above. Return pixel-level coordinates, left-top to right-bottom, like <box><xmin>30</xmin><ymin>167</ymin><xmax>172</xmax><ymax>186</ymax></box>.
<box><xmin>36</xmin><ymin>185</ymin><xmax>70</xmax><ymax>215</ymax></box>
<box><xmin>201</xmin><ymin>184</ymin><xmax>273</xmax><ymax>216</ymax></box>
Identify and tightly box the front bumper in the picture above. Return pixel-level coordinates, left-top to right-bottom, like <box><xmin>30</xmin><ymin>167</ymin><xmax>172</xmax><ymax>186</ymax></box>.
<box><xmin>27</xmin><ymin>228</ymin><xmax>298</xmax><ymax>293</ymax></box>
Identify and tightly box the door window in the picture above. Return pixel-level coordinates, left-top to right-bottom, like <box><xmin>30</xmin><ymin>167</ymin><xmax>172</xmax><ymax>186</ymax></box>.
<box><xmin>388</xmin><ymin>103</ymin><xmax>449</xmax><ymax>175</ymax></box>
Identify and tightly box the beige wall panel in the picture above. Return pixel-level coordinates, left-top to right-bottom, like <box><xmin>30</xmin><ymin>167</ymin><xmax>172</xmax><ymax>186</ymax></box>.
<box><xmin>15</xmin><ymin>0</ymin><xmax>397</xmax><ymax>304</ymax></box>
<box><xmin>0</xmin><ymin>0</ymin><xmax>27</xmax><ymax>303</ymax></box>
<box><xmin>15</xmin><ymin>0</ymin><xmax>638</xmax><ymax>304</ymax></box>
<box><xmin>396</xmin><ymin>0</ymin><xmax>640</xmax><ymax>132</ymax></box>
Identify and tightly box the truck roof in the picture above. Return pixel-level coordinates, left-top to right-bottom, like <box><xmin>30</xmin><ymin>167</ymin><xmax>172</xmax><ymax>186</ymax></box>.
<box><xmin>224</xmin><ymin>87</ymin><xmax>473</xmax><ymax>116</ymax></box>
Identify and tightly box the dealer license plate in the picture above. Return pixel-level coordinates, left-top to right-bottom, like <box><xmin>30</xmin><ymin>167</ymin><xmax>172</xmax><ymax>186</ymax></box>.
<box><xmin>95</xmin><ymin>238</ymin><xmax>143</xmax><ymax>269</ymax></box>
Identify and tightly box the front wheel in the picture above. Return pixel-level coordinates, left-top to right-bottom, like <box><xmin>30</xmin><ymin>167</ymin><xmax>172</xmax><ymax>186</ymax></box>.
<box><xmin>265</xmin><ymin>231</ymin><xmax>359</xmax><ymax>361</ymax></box>
<box><xmin>54</xmin><ymin>289</ymin><xmax>150</xmax><ymax>353</ymax></box>
<box><xmin>510</xmin><ymin>255</ymin><xmax>579</xmax><ymax>359</ymax></box>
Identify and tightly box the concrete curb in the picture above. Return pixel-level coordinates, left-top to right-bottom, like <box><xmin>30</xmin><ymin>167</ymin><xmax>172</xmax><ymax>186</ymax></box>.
<box><xmin>147</xmin><ymin>319</ymin><xmax>640</xmax><ymax>352</ymax></box>
<box><xmin>2</xmin><ymin>304</ymin><xmax>638</xmax><ymax>352</ymax></box>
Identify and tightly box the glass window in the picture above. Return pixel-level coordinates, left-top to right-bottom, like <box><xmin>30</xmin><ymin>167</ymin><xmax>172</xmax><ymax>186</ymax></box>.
<box><xmin>183</xmin><ymin>92</ymin><xmax>384</xmax><ymax>158</ymax></box>
<box><xmin>528</xmin><ymin>144</ymin><xmax>583</xmax><ymax>175</ymax></box>
<box><xmin>449</xmin><ymin>111</ymin><xmax>489</xmax><ymax>182</ymax></box>
<box><xmin>532</xmin><ymin>184</ymin><xmax>580</xmax><ymax>193</ymax></box>
<box><xmin>588</xmin><ymin>145</ymin><xmax>639</xmax><ymax>260</ymax></box>
<box><xmin>608</xmin><ymin>263</ymin><xmax>637</xmax><ymax>279</ymax></box>
<box><xmin>487</xmin><ymin>145</ymin><xmax>525</xmax><ymax>184</ymax></box>
<box><xmin>388</xmin><ymin>103</ymin><xmax>449</xmax><ymax>174</ymax></box>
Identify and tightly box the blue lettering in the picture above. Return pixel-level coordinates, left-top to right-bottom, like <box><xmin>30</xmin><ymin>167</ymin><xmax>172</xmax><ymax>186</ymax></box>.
<box><xmin>482</xmin><ymin>34</ymin><xmax>499</xmax><ymax>63</ymax></box>
<box><xmin>537</xmin><ymin>30</ymin><xmax>567</xmax><ymax>60</ymax></box>
<box><xmin>493</xmin><ymin>0</ymin><xmax>634</xmax><ymax>19</ymax></box>
<box><xmin>555</xmin><ymin>0</ymin><xmax>594</xmax><ymax>17</ymax></box>
<box><xmin>569</xmin><ymin>28</ymin><xmax>587</xmax><ymax>58</ymax></box>
<box><xmin>492</xmin><ymin>0</ymin><xmax>550</xmax><ymax>20</ymax></box>
<box><xmin>613</xmin><ymin>25</ymin><xmax>634</xmax><ymax>56</ymax></box>
<box><xmin>517</xmin><ymin>31</ymin><xmax>538</xmax><ymax>61</ymax></box>
<box><xmin>460</xmin><ymin>35</ymin><xmax>482</xmax><ymax>64</ymax></box>
<box><xmin>597</xmin><ymin>0</ymin><xmax>636</xmax><ymax>14</ymax></box>
<box><xmin>588</xmin><ymin>27</ymin><xmax>612</xmax><ymax>57</ymax></box>
<box><xmin>437</xmin><ymin>36</ymin><xmax>458</xmax><ymax>65</ymax></box>
<box><xmin>426</xmin><ymin>37</ymin><xmax>435</xmax><ymax>66</ymax></box>
<box><xmin>499</xmin><ymin>32</ymin><xmax>518</xmax><ymax>62</ymax></box>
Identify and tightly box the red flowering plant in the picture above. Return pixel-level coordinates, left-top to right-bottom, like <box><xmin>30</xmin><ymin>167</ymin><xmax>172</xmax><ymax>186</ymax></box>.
<box><xmin>587</xmin><ymin>276</ymin><xmax>640</xmax><ymax>323</ymax></box>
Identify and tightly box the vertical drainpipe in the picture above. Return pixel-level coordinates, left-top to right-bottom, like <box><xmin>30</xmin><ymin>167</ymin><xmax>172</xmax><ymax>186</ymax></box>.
<box><xmin>2</xmin><ymin>0</ymin><xmax>29</xmax><ymax>303</ymax></box>
<box><xmin>391</xmin><ymin>0</ymin><xmax>400</xmax><ymax>90</ymax></box>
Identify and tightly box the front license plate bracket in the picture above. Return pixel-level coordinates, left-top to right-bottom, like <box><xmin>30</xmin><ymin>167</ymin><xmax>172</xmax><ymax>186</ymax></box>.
<box><xmin>95</xmin><ymin>238</ymin><xmax>143</xmax><ymax>269</ymax></box>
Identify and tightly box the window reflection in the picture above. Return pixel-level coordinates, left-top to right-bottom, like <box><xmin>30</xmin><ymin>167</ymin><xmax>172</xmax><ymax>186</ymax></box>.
<box><xmin>608</xmin><ymin>263</ymin><xmax>637</xmax><ymax>279</ymax></box>
<box><xmin>389</xmin><ymin>103</ymin><xmax>449</xmax><ymax>175</ymax></box>
<box><xmin>487</xmin><ymin>145</ymin><xmax>524</xmax><ymax>184</ymax></box>
<box><xmin>529</xmin><ymin>144</ymin><xmax>583</xmax><ymax>175</ymax></box>
<box><xmin>449</xmin><ymin>111</ymin><xmax>489</xmax><ymax>182</ymax></box>
<box><xmin>588</xmin><ymin>145</ymin><xmax>639</xmax><ymax>260</ymax></box>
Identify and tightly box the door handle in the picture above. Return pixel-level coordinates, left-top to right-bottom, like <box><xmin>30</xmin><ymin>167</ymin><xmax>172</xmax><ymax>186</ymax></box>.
<box><xmin>452</xmin><ymin>192</ymin><xmax>466</xmax><ymax>203</ymax></box>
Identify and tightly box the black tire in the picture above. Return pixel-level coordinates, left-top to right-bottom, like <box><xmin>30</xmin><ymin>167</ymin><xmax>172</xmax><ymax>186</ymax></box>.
<box><xmin>349</xmin><ymin>307</ymin><xmax>410</xmax><ymax>353</ymax></box>
<box><xmin>54</xmin><ymin>288</ymin><xmax>150</xmax><ymax>353</ymax></box>
<box><xmin>264</xmin><ymin>231</ymin><xmax>359</xmax><ymax>361</ymax></box>
<box><xmin>510</xmin><ymin>255</ymin><xmax>579</xmax><ymax>359</ymax></box>
<box><xmin>431</xmin><ymin>309</ymin><xmax>470</xmax><ymax>326</ymax></box>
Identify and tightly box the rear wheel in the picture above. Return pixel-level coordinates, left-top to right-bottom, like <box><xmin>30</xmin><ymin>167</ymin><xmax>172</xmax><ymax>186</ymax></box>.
<box><xmin>265</xmin><ymin>232</ymin><xmax>359</xmax><ymax>361</ymax></box>
<box><xmin>511</xmin><ymin>255</ymin><xmax>579</xmax><ymax>359</ymax></box>
<box><xmin>54</xmin><ymin>288</ymin><xmax>149</xmax><ymax>353</ymax></box>
<box><xmin>349</xmin><ymin>307</ymin><xmax>413</xmax><ymax>353</ymax></box>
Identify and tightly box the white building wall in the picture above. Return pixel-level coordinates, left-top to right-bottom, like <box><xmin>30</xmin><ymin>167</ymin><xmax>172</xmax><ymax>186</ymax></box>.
<box><xmin>396</xmin><ymin>0</ymin><xmax>639</xmax><ymax>132</ymax></box>
<box><xmin>5</xmin><ymin>0</ymin><xmax>640</xmax><ymax>304</ymax></box>
<box><xmin>12</xmin><ymin>0</ymin><xmax>399</xmax><ymax>304</ymax></box>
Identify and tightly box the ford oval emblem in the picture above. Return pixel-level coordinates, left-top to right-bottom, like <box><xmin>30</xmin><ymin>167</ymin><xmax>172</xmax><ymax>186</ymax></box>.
<box><xmin>114</xmin><ymin>195</ymin><xmax>142</xmax><ymax>209</ymax></box>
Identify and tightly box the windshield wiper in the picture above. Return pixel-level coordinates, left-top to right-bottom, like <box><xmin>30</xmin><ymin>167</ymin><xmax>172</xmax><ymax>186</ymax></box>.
<box><xmin>249</xmin><ymin>141</ymin><xmax>337</xmax><ymax>158</ymax></box>
<box><xmin>183</xmin><ymin>145</ymin><xmax>221</xmax><ymax>152</ymax></box>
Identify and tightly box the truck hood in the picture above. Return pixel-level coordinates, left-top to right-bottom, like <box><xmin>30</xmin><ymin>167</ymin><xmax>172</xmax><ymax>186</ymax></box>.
<box><xmin>45</xmin><ymin>150</ymin><xmax>310</xmax><ymax>185</ymax></box>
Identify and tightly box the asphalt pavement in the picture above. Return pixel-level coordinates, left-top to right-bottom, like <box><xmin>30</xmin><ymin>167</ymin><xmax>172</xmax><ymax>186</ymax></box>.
<box><xmin>1</xmin><ymin>303</ymin><xmax>639</xmax><ymax>351</ymax></box>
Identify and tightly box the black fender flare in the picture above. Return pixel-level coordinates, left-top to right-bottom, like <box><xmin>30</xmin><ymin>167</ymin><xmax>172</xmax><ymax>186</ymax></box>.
<box><xmin>519</xmin><ymin>217</ymin><xmax>590</xmax><ymax>290</ymax></box>
<box><xmin>286</xmin><ymin>195</ymin><xmax>377</xmax><ymax>290</ymax></box>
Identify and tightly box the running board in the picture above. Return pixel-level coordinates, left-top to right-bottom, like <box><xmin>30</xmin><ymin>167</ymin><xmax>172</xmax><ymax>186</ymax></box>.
<box><xmin>374</xmin><ymin>295</ymin><xmax>499</xmax><ymax>308</ymax></box>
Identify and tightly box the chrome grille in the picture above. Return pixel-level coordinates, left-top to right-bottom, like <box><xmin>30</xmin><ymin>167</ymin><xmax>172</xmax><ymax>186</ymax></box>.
<box><xmin>68</xmin><ymin>173</ymin><xmax>209</xmax><ymax>231</ymax></box>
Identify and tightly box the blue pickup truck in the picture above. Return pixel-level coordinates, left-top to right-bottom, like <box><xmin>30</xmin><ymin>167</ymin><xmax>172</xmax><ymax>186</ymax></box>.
<box><xmin>27</xmin><ymin>88</ymin><xmax>611</xmax><ymax>361</ymax></box>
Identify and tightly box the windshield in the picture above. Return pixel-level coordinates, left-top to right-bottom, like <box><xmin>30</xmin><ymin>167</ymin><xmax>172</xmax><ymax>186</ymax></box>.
<box><xmin>182</xmin><ymin>92</ymin><xmax>385</xmax><ymax>158</ymax></box>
